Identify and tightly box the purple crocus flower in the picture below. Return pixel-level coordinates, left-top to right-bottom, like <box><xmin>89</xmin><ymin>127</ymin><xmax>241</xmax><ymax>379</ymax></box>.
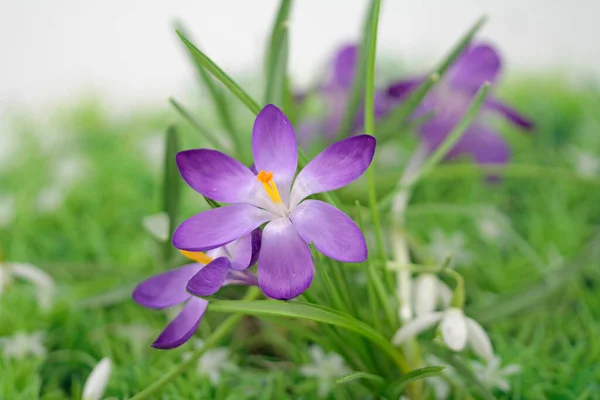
<box><xmin>387</xmin><ymin>43</ymin><xmax>534</xmax><ymax>165</ymax></box>
<box><xmin>299</xmin><ymin>44</ymin><xmax>390</xmax><ymax>145</ymax></box>
<box><xmin>173</xmin><ymin>104</ymin><xmax>374</xmax><ymax>300</ymax></box>
<box><xmin>132</xmin><ymin>231</ymin><xmax>260</xmax><ymax>349</ymax></box>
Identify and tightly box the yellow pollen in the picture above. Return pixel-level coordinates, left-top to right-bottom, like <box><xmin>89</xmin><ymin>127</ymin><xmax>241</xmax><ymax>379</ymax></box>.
<box><xmin>179</xmin><ymin>250</ymin><xmax>213</xmax><ymax>265</ymax></box>
<box><xmin>257</xmin><ymin>170</ymin><xmax>282</xmax><ymax>203</ymax></box>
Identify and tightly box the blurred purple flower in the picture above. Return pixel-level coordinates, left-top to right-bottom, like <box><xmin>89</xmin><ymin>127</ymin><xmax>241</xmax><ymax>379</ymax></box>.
<box><xmin>173</xmin><ymin>104</ymin><xmax>373</xmax><ymax>300</ymax></box>
<box><xmin>132</xmin><ymin>231</ymin><xmax>260</xmax><ymax>349</ymax></box>
<box><xmin>387</xmin><ymin>43</ymin><xmax>534</xmax><ymax>165</ymax></box>
<box><xmin>299</xmin><ymin>44</ymin><xmax>390</xmax><ymax>145</ymax></box>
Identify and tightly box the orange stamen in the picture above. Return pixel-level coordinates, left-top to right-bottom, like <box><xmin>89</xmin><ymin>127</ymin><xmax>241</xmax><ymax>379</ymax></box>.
<box><xmin>179</xmin><ymin>250</ymin><xmax>213</xmax><ymax>265</ymax></box>
<box><xmin>256</xmin><ymin>170</ymin><xmax>282</xmax><ymax>203</ymax></box>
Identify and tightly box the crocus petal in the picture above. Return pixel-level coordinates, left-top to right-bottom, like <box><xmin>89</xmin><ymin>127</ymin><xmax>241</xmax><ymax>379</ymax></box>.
<box><xmin>387</xmin><ymin>77</ymin><xmax>425</xmax><ymax>101</ymax></box>
<box><xmin>440</xmin><ymin>308</ymin><xmax>468</xmax><ymax>351</ymax></box>
<box><xmin>449</xmin><ymin>125</ymin><xmax>510</xmax><ymax>165</ymax></box>
<box><xmin>258</xmin><ymin>218</ymin><xmax>314</xmax><ymax>300</ymax></box>
<box><xmin>132</xmin><ymin>263</ymin><xmax>200</xmax><ymax>309</ymax></box>
<box><xmin>173</xmin><ymin>204</ymin><xmax>273</xmax><ymax>252</ymax></box>
<box><xmin>152</xmin><ymin>297</ymin><xmax>208</xmax><ymax>349</ymax></box>
<box><xmin>485</xmin><ymin>98</ymin><xmax>535</xmax><ymax>130</ymax></box>
<box><xmin>330</xmin><ymin>44</ymin><xmax>358</xmax><ymax>89</ymax></box>
<box><xmin>252</xmin><ymin>105</ymin><xmax>298</xmax><ymax>201</ymax></box>
<box><xmin>290</xmin><ymin>135</ymin><xmax>375</xmax><ymax>208</ymax></box>
<box><xmin>226</xmin><ymin>229</ymin><xmax>262</xmax><ymax>271</ymax></box>
<box><xmin>290</xmin><ymin>200</ymin><xmax>366</xmax><ymax>262</ymax></box>
<box><xmin>176</xmin><ymin>149</ymin><xmax>263</xmax><ymax>205</ymax></box>
<box><xmin>413</xmin><ymin>273</ymin><xmax>439</xmax><ymax>317</ymax></box>
<box><xmin>186</xmin><ymin>257</ymin><xmax>230</xmax><ymax>297</ymax></box>
<box><xmin>465</xmin><ymin>317</ymin><xmax>493</xmax><ymax>361</ymax></box>
<box><xmin>391</xmin><ymin>312</ymin><xmax>444</xmax><ymax>345</ymax></box>
<box><xmin>449</xmin><ymin>43</ymin><xmax>501</xmax><ymax>93</ymax></box>
<box><xmin>82</xmin><ymin>358</ymin><xmax>112</xmax><ymax>400</ymax></box>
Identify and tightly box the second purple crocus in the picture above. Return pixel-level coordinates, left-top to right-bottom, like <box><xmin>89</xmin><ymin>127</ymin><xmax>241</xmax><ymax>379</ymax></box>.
<box><xmin>387</xmin><ymin>43</ymin><xmax>534</xmax><ymax>165</ymax></box>
<box><xmin>132</xmin><ymin>231</ymin><xmax>260</xmax><ymax>349</ymax></box>
<box><xmin>173</xmin><ymin>104</ymin><xmax>374</xmax><ymax>300</ymax></box>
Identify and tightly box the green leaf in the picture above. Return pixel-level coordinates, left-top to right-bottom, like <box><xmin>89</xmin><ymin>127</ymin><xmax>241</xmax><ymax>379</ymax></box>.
<box><xmin>379</xmin><ymin>82</ymin><xmax>490</xmax><ymax>208</ymax></box>
<box><xmin>335</xmin><ymin>0</ymin><xmax>379</xmax><ymax>139</ymax></box>
<box><xmin>336</xmin><ymin>371</ymin><xmax>385</xmax><ymax>385</ymax></box>
<box><xmin>162</xmin><ymin>126</ymin><xmax>180</xmax><ymax>260</ymax></box>
<box><xmin>264</xmin><ymin>0</ymin><xmax>292</xmax><ymax>107</ymax></box>
<box><xmin>385</xmin><ymin>366</ymin><xmax>445</xmax><ymax>398</ymax></box>
<box><xmin>175</xmin><ymin>24</ymin><xmax>243</xmax><ymax>158</ymax></box>
<box><xmin>169</xmin><ymin>98</ymin><xmax>223</xmax><ymax>149</ymax></box>
<box><xmin>203</xmin><ymin>196</ymin><xmax>221</xmax><ymax>209</ymax></box>
<box><xmin>378</xmin><ymin>16</ymin><xmax>487</xmax><ymax>138</ymax></box>
<box><xmin>176</xmin><ymin>30</ymin><xmax>262</xmax><ymax>116</ymax></box>
<box><xmin>207</xmin><ymin>299</ymin><xmax>410</xmax><ymax>373</ymax></box>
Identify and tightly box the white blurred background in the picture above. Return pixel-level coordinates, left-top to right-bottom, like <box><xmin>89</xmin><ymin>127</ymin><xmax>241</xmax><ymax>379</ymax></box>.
<box><xmin>1</xmin><ymin>0</ymin><xmax>598</xmax><ymax>114</ymax></box>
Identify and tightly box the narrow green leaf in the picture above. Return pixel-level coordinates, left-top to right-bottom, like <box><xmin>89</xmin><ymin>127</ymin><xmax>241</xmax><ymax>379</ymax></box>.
<box><xmin>169</xmin><ymin>98</ymin><xmax>223</xmax><ymax>149</ymax></box>
<box><xmin>203</xmin><ymin>196</ymin><xmax>221</xmax><ymax>209</ymax></box>
<box><xmin>378</xmin><ymin>16</ymin><xmax>487</xmax><ymax>137</ymax></box>
<box><xmin>335</xmin><ymin>0</ymin><xmax>379</xmax><ymax>139</ymax></box>
<box><xmin>207</xmin><ymin>299</ymin><xmax>410</xmax><ymax>372</ymax></box>
<box><xmin>176</xmin><ymin>30</ymin><xmax>262</xmax><ymax>116</ymax></box>
<box><xmin>385</xmin><ymin>366</ymin><xmax>445</xmax><ymax>398</ymax></box>
<box><xmin>162</xmin><ymin>126</ymin><xmax>180</xmax><ymax>259</ymax></box>
<box><xmin>265</xmin><ymin>0</ymin><xmax>292</xmax><ymax>106</ymax></box>
<box><xmin>175</xmin><ymin>24</ymin><xmax>243</xmax><ymax>157</ymax></box>
<box><xmin>336</xmin><ymin>371</ymin><xmax>385</xmax><ymax>385</ymax></box>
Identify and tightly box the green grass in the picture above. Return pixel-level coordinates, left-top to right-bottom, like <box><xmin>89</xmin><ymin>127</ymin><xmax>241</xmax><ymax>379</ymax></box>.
<box><xmin>1</xmin><ymin>76</ymin><xmax>600</xmax><ymax>399</ymax></box>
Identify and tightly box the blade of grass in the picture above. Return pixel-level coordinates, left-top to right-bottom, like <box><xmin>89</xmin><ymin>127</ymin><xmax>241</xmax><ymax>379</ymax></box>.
<box><xmin>208</xmin><ymin>299</ymin><xmax>410</xmax><ymax>373</ymax></box>
<box><xmin>169</xmin><ymin>98</ymin><xmax>223</xmax><ymax>149</ymax></box>
<box><xmin>264</xmin><ymin>0</ymin><xmax>292</xmax><ymax>107</ymax></box>
<box><xmin>385</xmin><ymin>366</ymin><xmax>445</xmax><ymax>398</ymax></box>
<box><xmin>378</xmin><ymin>16</ymin><xmax>487</xmax><ymax>136</ymax></box>
<box><xmin>176</xmin><ymin>30</ymin><xmax>262</xmax><ymax>116</ymax></box>
<box><xmin>335</xmin><ymin>0</ymin><xmax>378</xmax><ymax>139</ymax></box>
<box><xmin>161</xmin><ymin>126</ymin><xmax>180</xmax><ymax>260</ymax></box>
<box><xmin>175</xmin><ymin>24</ymin><xmax>243</xmax><ymax>157</ymax></box>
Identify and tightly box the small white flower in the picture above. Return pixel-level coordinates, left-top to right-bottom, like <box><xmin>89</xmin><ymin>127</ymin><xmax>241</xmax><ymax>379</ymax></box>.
<box><xmin>82</xmin><ymin>358</ymin><xmax>112</xmax><ymax>400</ymax></box>
<box><xmin>36</xmin><ymin>185</ymin><xmax>66</xmax><ymax>213</ymax></box>
<box><xmin>0</xmin><ymin>331</ymin><xmax>46</xmax><ymax>359</ymax></box>
<box><xmin>0</xmin><ymin>195</ymin><xmax>16</xmax><ymax>228</ymax></box>
<box><xmin>428</xmin><ymin>229</ymin><xmax>473</xmax><ymax>268</ymax></box>
<box><xmin>477</xmin><ymin>217</ymin><xmax>503</xmax><ymax>242</ymax></box>
<box><xmin>138</xmin><ymin>134</ymin><xmax>165</xmax><ymax>172</ymax></box>
<box><xmin>0</xmin><ymin>261</ymin><xmax>55</xmax><ymax>311</ymax></box>
<box><xmin>412</xmin><ymin>273</ymin><xmax>453</xmax><ymax>318</ymax></box>
<box><xmin>392</xmin><ymin>308</ymin><xmax>493</xmax><ymax>361</ymax></box>
<box><xmin>470</xmin><ymin>355</ymin><xmax>521</xmax><ymax>392</ymax></box>
<box><xmin>183</xmin><ymin>340</ymin><xmax>237</xmax><ymax>385</ymax></box>
<box><xmin>142</xmin><ymin>212</ymin><xmax>170</xmax><ymax>242</ymax></box>
<box><xmin>570</xmin><ymin>148</ymin><xmax>600</xmax><ymax>177</ymax></box>
<box><xmin>299</xmin><ymin>345</ymin><xmax>351</xmax><ymax>398</ymax></box>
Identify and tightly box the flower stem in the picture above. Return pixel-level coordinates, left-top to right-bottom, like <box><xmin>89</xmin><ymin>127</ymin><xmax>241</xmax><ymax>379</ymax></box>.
<box><xmin>129</xmin><ymin>287</ymin><xmax>261</xmax><ymax>400</ymax></box>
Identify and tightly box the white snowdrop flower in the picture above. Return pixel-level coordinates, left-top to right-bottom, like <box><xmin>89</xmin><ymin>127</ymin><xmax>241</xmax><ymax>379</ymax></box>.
<box><xmin>82</xmin><ymin>358</ymin><xmax>112</xmax><ymax>400</ymax></box>
<box><xmin>428</xmin><ymin>229</ymin><xmax>474</xmax><ymax>268</ymax></box>
<box><xmin>36</xmin><ymin>185</ymin><xmax>66</xmax><ymax>213</ymax></box>
<box><xmin>470</xmin><ymin>355</ymin><xmax>521</xmax><ymax>392</ymax></box>
<box><xmin>392</xmin><ymin>308</ymin><xmax>493</xmax><ymax>361</ymax></box>
<box><xmin>142</xmin><ymin>212</ymin><xmax>170</xmax><ymax>242</ymax></box>
<box><xmin>52</xmin><ymin>154</ymin><xmax>88</xmax><ymax>186</ymax></box>
<box><xmin>412</xmin><ymin>273</ymin><xmax>453</xmax><ymax>318</ymax></box>
<box><xmin>183</xmin><ymin>340</ymin><xmax>237</xmax><ymax>385</ymax></box>
<box><xmin>0</xmin><ymin>331</ymin><xmax>46</xmax><ymax>359</ymax></box>
<box><xmin>299</xmin><ymin>345</ymin><xmax>351</xmax><ymax>398</ymax></box>
<box><xmin>570</xmin><ymin>148</ymin><xmax>600</xmax><ymax>177</ymax></box>
<box><xmin>7</xmin><ymin>262</ymin><xmax>55</xmax><ymax>311</ymax></box>
<box><xmin>0</xmin><ymin>196</ymin><xmax>16</xmax><ymax>228</ymax></box>
<box><xmin>138</xmin><ymin>134</ymin><xmax>165</xmax><ymax>172</ymax></box>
